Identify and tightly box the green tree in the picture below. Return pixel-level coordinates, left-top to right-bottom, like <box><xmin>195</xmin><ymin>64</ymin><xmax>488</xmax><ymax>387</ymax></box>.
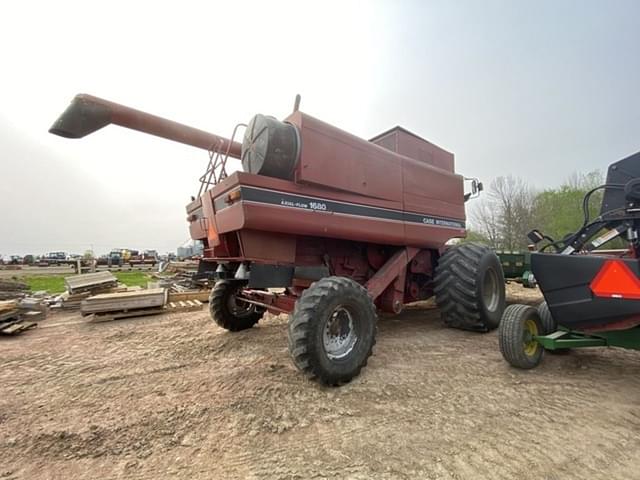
<box><xmin>469</xmin><ymin>170</ymin><xmax>606</xmax><ymax>250</ymax></box>
<box><xmin>462</xmin><ymin>229</ymin><xmax>490</xmax><ymax>244</ymax></box>
<box><xmin>534</xmin><ymin>170</ymin><xmax>604</xmax><ymax>242</ymax></box>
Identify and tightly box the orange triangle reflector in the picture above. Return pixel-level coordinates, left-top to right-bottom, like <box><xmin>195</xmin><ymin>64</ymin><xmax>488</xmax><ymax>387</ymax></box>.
<box><xmin>590</xmin><ymin>260</ymin><xmax>640</xmax><ymax>300</ymax></box>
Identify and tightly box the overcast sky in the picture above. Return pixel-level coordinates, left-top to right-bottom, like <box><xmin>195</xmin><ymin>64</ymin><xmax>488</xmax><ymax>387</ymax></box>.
<box><xmin>1</xmin><ymin>0</ymin><xmax>639</xmax><ymax>256</ymax></box>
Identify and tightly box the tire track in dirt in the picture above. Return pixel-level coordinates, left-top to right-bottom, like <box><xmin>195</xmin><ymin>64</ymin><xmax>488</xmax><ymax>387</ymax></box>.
<box><xmin>2</xmin><ymin>286</ymin><xmax>640</xmax><ymax>479</ymax></box>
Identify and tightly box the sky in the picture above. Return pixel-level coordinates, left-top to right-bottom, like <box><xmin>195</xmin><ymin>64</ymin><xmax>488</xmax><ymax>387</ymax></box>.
<box><xmin>1</xmin><ymin>0</ymin><xmax>639</xmax><ymax>256</ymax></box>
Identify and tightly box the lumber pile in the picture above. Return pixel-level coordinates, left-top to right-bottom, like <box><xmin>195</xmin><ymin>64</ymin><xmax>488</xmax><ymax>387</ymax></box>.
<box><xmin>64</xmin><ymin>271</ymin><xmax>118</xmax><ymax>294</ymax></box>
<box><xmin>0</xmin><ymin>280</ymin><xmax>29</xmax><ymax>301</ymax></box>
<box><xmin>81</xmin><ymin>288</ymin><xmax>168</xmax><ymax>316</ymax></box>
<box><xmin>57</xmin><ymin>285</ymin><xmax>141</xmax><ymax>310</ymax></box>
<box><xmin>18</xmin><ymin>297</ymin><xmax>50</xmax><ymax>321</ymax></box>
<box><xmin>167</xmin><ymin>290</ymin><xmax>210</xmax><ymax>303</ymax></box>
<box><xmin>80</xmin><ymin>286</ymin><xmax>206</xmax><ymax>322</ymax></box>
<box><xmin>149</xmin><ymin>269</ymin><xmax>211</xmax><ymax>303</ymax></box>
<box><xmin>0</xmin><ymin>300</ymin><xmax>19</xmax><ymax>316</ymax></box>
<box><xmin>90</xmin><ymin>307</ymin><xmax>167</xmax><ymax>322</ymax></box>
<box><xmin>159</xmin><ymin>260</ymin><xmax>199</xmax><ymax>275</ymax></box>
<box><xmin>52</xmin><ymin>271</ymin><xmax>133</xmax><ymax>310</ymax></box>
<box><xmin>0</xmin><ymin>300</ymin><xmax>38</xmax><ymax>335</ymax></box>
<box><xmin>167</xmin><ymin>299</ymin><xmax>204</xmax><ymax>313</ymax></box>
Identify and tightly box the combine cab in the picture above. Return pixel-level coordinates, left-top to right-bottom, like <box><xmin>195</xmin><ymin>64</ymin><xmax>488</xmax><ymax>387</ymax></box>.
<box><xmin>50</xmin><ymin>94</ymin><xmax>505</xmax><ymax>385</ymax></box>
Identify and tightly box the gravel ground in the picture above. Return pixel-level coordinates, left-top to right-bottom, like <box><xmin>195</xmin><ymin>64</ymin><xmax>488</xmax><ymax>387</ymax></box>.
<box><xmin>1</xmin><ymin>283</ymin><xmax>640</xmax><ymax>479</ymax></box>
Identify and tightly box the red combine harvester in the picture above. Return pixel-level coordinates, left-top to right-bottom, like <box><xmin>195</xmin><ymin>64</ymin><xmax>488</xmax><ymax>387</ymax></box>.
<box><xmin>50</xmin><ymin>94</ymin><xmax>505</xmax><ymax>385</ymax></box>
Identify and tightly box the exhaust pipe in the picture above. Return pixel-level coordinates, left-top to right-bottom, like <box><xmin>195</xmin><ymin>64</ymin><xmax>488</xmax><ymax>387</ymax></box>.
<box><xmin>49</xmin><ymin>94</ymin><xmax>242</xmax><ymax>158</ymax></box>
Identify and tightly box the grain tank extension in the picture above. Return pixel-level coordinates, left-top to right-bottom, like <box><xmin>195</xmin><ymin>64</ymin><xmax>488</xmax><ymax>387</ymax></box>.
<box><xmin>50</xmin><ymin>94</ymin><xmax>505</xmax><ymax>385</ymax></box>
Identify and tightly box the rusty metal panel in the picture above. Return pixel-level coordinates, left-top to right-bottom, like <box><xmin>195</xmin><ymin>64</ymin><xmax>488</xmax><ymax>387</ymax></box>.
<box><xmin>286</xmin><ymin>112</ymin><xmax>403</xmax><ymax>202</ymax></box>
<box><xmin>370</xmin><ymin>127</ymin><xmax>454</xmax><ymax>173</ymax></box>
<box><xmin>370</xmin><ymin>131</ymin><xmax>397</xmax><ymax>152</ymax></box>
<box><xmin>238</xmin><ymin>231</ymin><xmax>296</xmax><ymax>264</ymax></box>
<box><xmin>402</xmin><ymin>158</ymin><xmax>465</xmax><ymax>221</ymax></box>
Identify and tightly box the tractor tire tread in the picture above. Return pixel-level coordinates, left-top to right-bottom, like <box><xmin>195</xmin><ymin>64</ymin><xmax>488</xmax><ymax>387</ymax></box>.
<box><xmin>498</xmin><ymin>304</ymin><xmax>543</xmax><ymax>369</ymax></box>
<box><xmin>434</xmin><ymin>243</ymin><xmax>505</xmax><ymax>332</ymax></box>
<box><xmin>209</xmin><ymin>280</ymin><xmax>263</xmax><ymax>332</ymax></box>
<box><xmin>288</xmin><ymin>276</ymin><xmax>376</xmax><ymax>386</ymax></box>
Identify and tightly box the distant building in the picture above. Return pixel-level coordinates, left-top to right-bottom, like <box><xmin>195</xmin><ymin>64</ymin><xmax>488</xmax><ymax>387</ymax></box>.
<box><xmin>177</xmin><ymin>240</ymin><xmax>203</xmax><ymax>259</ymax></box>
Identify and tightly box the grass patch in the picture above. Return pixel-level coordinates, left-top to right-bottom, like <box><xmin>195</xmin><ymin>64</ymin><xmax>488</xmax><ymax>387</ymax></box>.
<box><xmin>21</xmin><ymin>271</ymin><xmax>151</xmax><ymax>294</ymax></box>
<box><xmin>113</xmin><ymin>272</ymin><xmax>151</xmax><ymax>288</ymax></box>
<box><xmin>23</xmin><ymin>276</ymin><xmax>66</xmax><ymax>294</ymax></box>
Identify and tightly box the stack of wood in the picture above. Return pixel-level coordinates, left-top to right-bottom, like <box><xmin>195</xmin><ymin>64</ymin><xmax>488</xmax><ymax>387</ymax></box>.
<box><xmin>57</xmin><ymin>271</ymin><xmax>122</xmax><ymax>309</ymax></box>
<box><xmin>65</xmin><ymin>271</ymin><xmax>119</xmax><ymax>294</ymax></box>
<box><xmin>81</xmin><ymin>288</ymin><xmax>169</xmax><ymax>321</ymax></box>
<box><xmin>57</xmin><ymin>285</ymin><xmax>141</xmax><ymax>309</ymax></box>
<box><xmin>0</xmin><ymin>280</ymin><xmax>29</xmax><ymax>301</ymax></box>
<box><xmin>18</xmin><ymin>297</ymin><xmax>50</xmax><ymax>322</ymax></box>
<box><xmin>160</xmin><ymin>261</ymin><xmax>199</xmax><ymax>274</ymax></box>
<box><xmin>149</xmin><ymin>280</ymin><xmax>210</xmax><ymax>303</ymax></box>
<box><xmin>166</xmin><ymin>299</ymin><xmax>204</xmax><ymax>312</ymax></box>
<box><xmin>167</xmin><ymin>290</ymin><xmax>210</xmax><ymax>303</ymax></box>
<box><xmin>0</xmin><ymin>300</ymin><xmax>38</xmax><ymax>335</ymax></box>
<box><xmin>149</xmin><ymin>271</ymin><xmax>211</xmax><ymax>303</ymax></box>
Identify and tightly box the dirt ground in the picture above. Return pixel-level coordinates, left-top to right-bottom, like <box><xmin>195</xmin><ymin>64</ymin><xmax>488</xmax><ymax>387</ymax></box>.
<box><xmin>2</xmin><ymin>283</ymin><xmax>640</xmax><ymax>480</ymax></box>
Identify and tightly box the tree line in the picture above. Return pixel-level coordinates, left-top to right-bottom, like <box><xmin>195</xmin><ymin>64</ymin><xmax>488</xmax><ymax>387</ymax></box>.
<box><xmin>468</xmin><ymin>170</ymin><xmax>605</xmax><ymax>251</ymax></box>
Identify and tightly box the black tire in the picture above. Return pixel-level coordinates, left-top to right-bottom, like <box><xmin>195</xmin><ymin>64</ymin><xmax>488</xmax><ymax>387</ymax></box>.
<box><xmin>209</xmin><ymin>280</ymin><xmax>263</xmax><ymax>331</ymax></box>
<box><xmin>288</xmin><ymin>276</ymin><xmax>377</xmax><ymax>386</ymax></box>
<box><xmin>537</xmin><ymin>301</ymin><xmax>556</xmax><ymax>334</ymax></box>
<box><xmin>498</xmin><ymin>304</ymin><xmax>544</xmax><ymax>369</ymax></box>
<box><xmin>434</xmin><ymin>243</ymin><xmax>506</xmax><ymax>332</ymax></box>
<box><xmin>537</xmin><ymin>301</ymin><xmax>570</xmax><ymax>354</ymax></box>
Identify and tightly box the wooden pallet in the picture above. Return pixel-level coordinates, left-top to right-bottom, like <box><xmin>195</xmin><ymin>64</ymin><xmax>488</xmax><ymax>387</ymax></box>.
<box><xmin>167</xmin><ymin>300</ymin><xmax>203</xmax><ymax>313</ymax></box>
<box><xmin>167</xmin><ymin>291</ymin><xmax>210</xmax><ymax>303</ymax></box>
<box><xmin>87</xmin><ymin>299</ymin><xmax>203</xmax><ymax>323</ymax></box>
<box><xmin>81</xmin><ymin>288</ymin><xmax>167</xmax><ymax>315</ymax></box>
<box><xmin>0</xmin><ymin>300</ymin><xmax>19</xmax><ymax>314</ymax></box>
<box><xmin>0</xmin><ymin>310</ymin><xmax>37</xmax><ymax>335</ymax></box>
<box><xmin>0</xmin><ymin>308</ymin><xmax>20</xmax><ymax>323</ymax></box>
<box><xmin>1</xmin><ymin>321</ymin><xmax>37</xmax><ymax>335</ymax></box>
<box><xmin>90</xmin><ymin>307</ymin><xmax>166</xmax><ymax>323</ymax></box>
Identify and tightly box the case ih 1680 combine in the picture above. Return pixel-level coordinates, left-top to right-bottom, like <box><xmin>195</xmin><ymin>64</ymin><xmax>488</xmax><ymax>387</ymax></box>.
<box><xmin>50</xmin><ymin>94</ymin><xmax>505</xmax><ymax>385</ymax></box>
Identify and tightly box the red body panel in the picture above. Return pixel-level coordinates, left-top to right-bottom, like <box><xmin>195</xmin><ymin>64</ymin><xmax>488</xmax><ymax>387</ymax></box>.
<box><xmin>287</xmin><ymin>112</ymin><xmax>403</xmax><ymax>202</ymax></box>
<box><xmin>189</xmin><ymin>171</ymin><xmax>465</xmax><ymax>259</ymax></box>
<box><xmin>370</xmin><ymin>126</ymin><xmax>455</xmax><ymax>173</ymax></box>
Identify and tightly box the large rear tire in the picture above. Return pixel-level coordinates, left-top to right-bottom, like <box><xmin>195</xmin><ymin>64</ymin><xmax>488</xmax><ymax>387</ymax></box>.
<box><xmin>434</xmin><ymin>243</ymin><xmax>506</xmax><ymax>331</ymax></box>
<box><xmin>209</xmin><ymin>280</ymin><xmax>263</xmax><ymax>332</ymax></box>
<box><xmin>499</xmin><ymin>304</ymin><xmax>544</xmax><ymax>369</ymax></box>
<box><xmin>288</xmin><ymin>276</ymin><xmax>377</xmax><ymax>386</ymax></box>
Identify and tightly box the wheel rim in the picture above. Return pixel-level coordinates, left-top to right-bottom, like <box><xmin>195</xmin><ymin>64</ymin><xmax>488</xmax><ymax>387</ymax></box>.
<box><xmin>482</xmin><ymin>267</ymin><xmax>500</xmax><ymax>312</ymax></box>
<box><xmin>227</xmin><ymin>293</ymin><xmax>255</xmax><ymax>318</ymax></box>
<box><xmin>322</xmin><ymin>306</ymin><xmax>358</xmax><ymax>360</ymax></box>
<box><xmin>523</xmin><ymin>318</ymin><xmax>540</xmax><ymax>356</ymax></box>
